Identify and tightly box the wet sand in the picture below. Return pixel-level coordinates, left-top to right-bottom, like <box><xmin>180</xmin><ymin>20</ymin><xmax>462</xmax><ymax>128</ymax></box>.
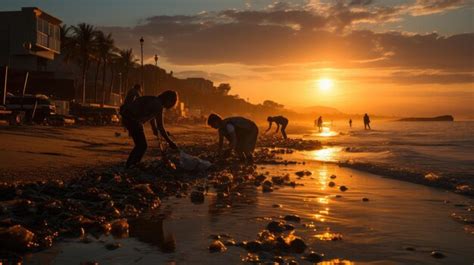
<box><xmin>24</xmin><ymin>159</ymin><xmax>474</xmax><ymax>264</ymax></box>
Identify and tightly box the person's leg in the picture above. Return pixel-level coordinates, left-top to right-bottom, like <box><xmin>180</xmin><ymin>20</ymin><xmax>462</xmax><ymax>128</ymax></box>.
<box><xmin>126</xmin><ymin>123</ymin><xmax>147</xmax><ymax>168</ymax></box>
<box><xmin>281</xmin><ymin>122</ymin><xmax>288</xmax><ymax>139</ymax></box>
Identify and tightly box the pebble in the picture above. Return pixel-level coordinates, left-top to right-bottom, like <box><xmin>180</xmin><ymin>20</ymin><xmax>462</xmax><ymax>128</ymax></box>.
<box><xmin>305</xmin><ymin>251</ymin><xmax>325</xmax><ymax>263</ymax></box>
<box><xmin>431</xmin><ymin>251</ymin><xmax>445</xmax><ymax>259</ymax></box>
<box><xmin>267</xmin><ymin>221</ymin><xmax>286</xmax><ymax>233</ymax></box>
<box><xmin>339</xmin><ymin>186</ymin><xmax>348</xmax><ymax>192</ymax></box>
<box><xmin>330</xmin><ymin>175</ymin><xmax>337</xmax><ymax>179</ymax></box>
<box><xmin>0</xmin><ymin>225</ymin><xmax>36</xmax><ymax>252</ymax></box>
<box><xmin>290</xmin><ymin>237</ymin><xmax>307</xmax><ymax>253</ymax></box>
<box><xmin>284</xmin><ymin>215</ymin><xmax>301</xmax><ymax>223</ymax></box>
<box><xmin>245</xmin><ymin>240</ymin><xmax>262</xmax><ymax>252</ymax></box>
<box><xmin>328</xmin><ymin>181</ymin><xmax>336</xmax><ymax>187</ymax></box>
<box><xmin>111</xmin><ymin>219</ymin><xmax>129</xmax><ymax>238</ymax></box>
<box><xmin>105</xmin><ymin>242</ymin><xmax>121</xmax><ymax>250</ymax></box>
<box><xmin>209</xmin><ymin>240</ymin><xmax>227</xmax><ymax>253</ymax></box>
<box><xmin>362</xmin><ymin>197</ymin><xmax>369</xmax><ymax>202</ymax></box>
<box><xmin>190</xmin><ymin>191</ymin><xmax>205</xmax><ymax>204</ymax></box>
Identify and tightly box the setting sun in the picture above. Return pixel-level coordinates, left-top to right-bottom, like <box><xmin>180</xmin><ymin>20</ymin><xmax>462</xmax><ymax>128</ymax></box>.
<box><xmin>318</xmin><ymin>78</ymin><xmax>333</xmax><ymax>92</ymax></box>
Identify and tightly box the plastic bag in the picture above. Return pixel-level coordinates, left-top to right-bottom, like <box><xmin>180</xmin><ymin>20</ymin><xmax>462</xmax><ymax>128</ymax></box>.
<box><xmin>179</xmin><ymin>151</ymin><xmax>212</xmax><ymax>171</ymax></box>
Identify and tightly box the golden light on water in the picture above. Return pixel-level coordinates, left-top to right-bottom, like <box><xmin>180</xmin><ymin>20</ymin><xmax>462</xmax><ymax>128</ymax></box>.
<box><xmin>318</xmin><ymin>125</ymin><xmax>338</xmax><ymax>137</ymax></box>
<box><xmin>318</xmin><ymin>78</ymin><xmax>333</xmax><ymax>92</ymax></box>
<box><xmin>312</xmin><ymin>147</ymin><xmax>339</xmax><ymax>162</ymax></box>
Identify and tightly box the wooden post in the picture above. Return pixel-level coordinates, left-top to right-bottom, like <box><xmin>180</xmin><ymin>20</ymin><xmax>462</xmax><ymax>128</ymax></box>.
<box><xmin>2</xmin><ymin>66</ymin><xmax>8</xmax><ymax>105</ymax></box>
<box><xmin>22</xmin><ymin>72</ymin><xmax>29</xmax><ymax>96</ymax></box>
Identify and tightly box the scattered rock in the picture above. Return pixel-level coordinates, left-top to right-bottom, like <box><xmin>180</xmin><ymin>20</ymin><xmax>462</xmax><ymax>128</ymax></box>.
<box><xmin>328</xmin><ymin>181</ymin><xmax>336</xmax><ymax>187</ymax></box>
<box><xmin>289</xmin><ymin>237</ymin><xmax>307</xmax><ymax>253</ymax></box>
<box><xmin>105</xmin><ymin>242</ymin><xmax>121</xmax><ymax>250</ymax></box>
<box><xmin>267</xmin><ymin>221</ymin><xmax>286</xmax><ymax>233</ymax></box>
<box><xmin>190</xmin><ymin>191</ymin><xmax>205</xmax><ymax>204</ymax></box>
<box><xmin>405</xmin><ymin>247</ymin><xmax>416</xmax><ymax>251</ymax></box>
<box><xmin>111</xmin><ymin>219</ymin><xmax>129</xmax><ymax>238</ymax></box>
<box><xmin>330</xmin><ymin>175</ymin><xmax>337</xmax><ymax>179</ymax></box>
<box><xmin>431</xmin><ymin>251</ymin><xmax>445</xmax><ymax>259</ymax></box>
<box><xmin>272</xmin><ymin>204</ymin><xmax>282</xmax><ymax>208</ymax></box>
<box><xmin>284</xmin><ymin>215</ymin><xmax>301</xmax><ymax>223</ymax></box>
<box><xmin>209</xmin><ymin>240</ymin><xmax>227</xmax><ymax>253</ymax></box>
<box><xmin>362</xmin><ymin>197</ymin><xmax>369</xmax><ymax>202</ymax></box>
<box><xmin>245</xmin><ymin>240</ymin><xmax>262</xmax><ymax>252</ymax></box>
<box><xmin>339</xmin><ymin>186</ymin><xmax>348</xmax><ymax>192</ymax></box>
<box><xmin>304</xmin><ymin>251</ymin><xmax>325</xmax><ymax>263</ymax></box>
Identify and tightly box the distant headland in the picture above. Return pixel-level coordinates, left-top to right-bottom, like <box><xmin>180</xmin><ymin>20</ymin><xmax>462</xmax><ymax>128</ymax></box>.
<box><xmin>397</xmin><ymin>115</ymin><xmax>454</xmax><ymax>122</ymax></box>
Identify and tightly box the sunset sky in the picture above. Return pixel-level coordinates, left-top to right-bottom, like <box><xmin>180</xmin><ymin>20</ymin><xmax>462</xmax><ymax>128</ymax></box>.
<box><xmin>3</xmin><ymin>0</ymin><xmax>473</xmax><ymax>117</ymax></box>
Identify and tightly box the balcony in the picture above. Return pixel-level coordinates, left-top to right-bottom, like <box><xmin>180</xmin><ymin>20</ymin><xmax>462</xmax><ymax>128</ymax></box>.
<box><xmin>36</xmin><ymin>31</ymin><xmax>60</xmax><ymax>53</ymax></box>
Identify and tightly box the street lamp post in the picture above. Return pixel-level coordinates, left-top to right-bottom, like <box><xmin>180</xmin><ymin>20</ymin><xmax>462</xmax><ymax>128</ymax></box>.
<box><xmin>139</xmin><ymin>37</ymin><xmax>144</xmax><ymax>90</ymax></box>
<box><xmin>118</xmin><ymin>72</ymin><xmax>123</xmax><ymax>104</ymax></box>
<box><xmin>154</xmin><ymin>54</ymin><xmax>158</xmax><ymax>95</ymax></box>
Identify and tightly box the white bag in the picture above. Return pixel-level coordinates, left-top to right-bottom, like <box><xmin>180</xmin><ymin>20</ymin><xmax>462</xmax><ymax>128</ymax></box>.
<box><xmin>179</xmin><ymin>151</ymin><xmax>212</xmax><ymax>171</ymax></box>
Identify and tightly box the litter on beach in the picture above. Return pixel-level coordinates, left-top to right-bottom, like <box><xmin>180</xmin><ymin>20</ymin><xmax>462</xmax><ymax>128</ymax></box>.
<box><xmin>179</xmin><ymin>150</ymin><xmax>212</xmax><ymax>171</ymax></box>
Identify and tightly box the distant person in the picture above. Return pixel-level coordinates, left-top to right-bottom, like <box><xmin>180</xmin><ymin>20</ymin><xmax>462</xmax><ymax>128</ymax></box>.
<box><xmin>363</xmin><ymin>113</ymin><xmax>371</xmax><ymax>130</ymax></box>
<box><xmin>120</xmin><ymin>90</ymin><xmax>179</xmax><ymax>168</ymax></box>
<box><xmin>349</xmin><ymin>119</ymin><xmax>352</xmax><ymax>128</ymax></box>
<box><xmin>123</xmin><ymin>84</ymin><xmax>142</xmax><ymax>106</ymax></box>
<box><xmin>207</xmin><ymin>114</ymin><xmax>258</xmax><ymax>163</ymax></box>
<box><xmin>316</xmin><ymin>116</ymin><xmax>323</xmax><ymax>132</ymax></box>
<box><xmin>265</xmin><ymin>116</ymin><xmax>289</xmax><ymax>139</ymax></box>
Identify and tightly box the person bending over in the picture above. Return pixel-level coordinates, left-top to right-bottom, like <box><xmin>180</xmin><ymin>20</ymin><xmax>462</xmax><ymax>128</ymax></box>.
<box><xmin>265</xmin><ymin>116</ymin><xmax>289</xmax><ymax>139</ymax></box>
<box><xmin>207</xmin><ymin>114</ymin><xmax>259</xmax><ymax>163</ymax></box>
<box><xmin>120</xmin><ymin>90</ymin><xmax>178</xmax><ymax>168</ymax></box>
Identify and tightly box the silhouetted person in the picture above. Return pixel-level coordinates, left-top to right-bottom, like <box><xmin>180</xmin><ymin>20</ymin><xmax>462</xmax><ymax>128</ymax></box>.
<box><xmin>316</xmin><ymin>116</ymin><xmax>323</xmax><ymax>132</ymax></box>
<box><xmin>207</xmin><ymin>114</ymin><xmax>258</xmax><ymax>163</ymax></box>
<box><xmin>363</xmin><ymin>113</ymin><xmax>371</xmax><ymax>130</ymax></box>
<box><xmin>265</xmin><ymin>116</ymin><xmax>289</xmax><ymax>139</ymax></box>
<box><xmin>120</xmin><ymin>90</ymin><xmax>179</xmax><ymax>168</ymax></box>
<box><xmin>349</xmin><ymin>119</ymin><xmax>352</xmax><ymax>128</ymax></box>
<box><xmin>123</xmin><ymin>84</ymin><xmax>142</xmax><ymax>106</ymax></box>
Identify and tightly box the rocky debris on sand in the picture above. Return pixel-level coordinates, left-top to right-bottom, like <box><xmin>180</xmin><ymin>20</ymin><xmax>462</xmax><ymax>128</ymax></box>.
<box><xmin>362</xmin><ymin>197</ymin><xmax>369</xmax><ymax>202</ymax></box>
<box><xmin>295</xmin><ymin>171</ymin><xmax>312</xmax><ymax>178</ymax></box>
<box><xmin>339</xmin><ymin>186</ymin><xmax>348</xmax><ymax>192</ymax></box>
<box><xmin>272</xmin><ymin>204</ymin><xmax>283</xmax><ymax>208</ymax></box>
<box><xmin>111</xmin><ymin>219</ymin><xmax>129</xmax><ymax>238</ymax></box>
<box><xmin>330</xmin><ymin>175</ymin><xmax>337</xmax><ymax>179</ymax></box>
<box><xmin>289</xmin><ymin>237</ymin><xmax>307</xmax><ymax>253</ymax></box>
<box><xmin>258</xmin><ymin>136</ymin><xmax>322</xmax><ymax>151</ymax></box>
<box><xmin>0</xmin><ymin>225</ymin><xmax>36</xmax><ymax>252</ymax></box>
<box><xmin>209</xmin><ymin>240</ymin><xmax>227</xmax><ymax>253</ymax></box>
<box><xmin>328</xmin><ymin>181</ymin><xmax>336</xmax><ymax>187</ymax></box>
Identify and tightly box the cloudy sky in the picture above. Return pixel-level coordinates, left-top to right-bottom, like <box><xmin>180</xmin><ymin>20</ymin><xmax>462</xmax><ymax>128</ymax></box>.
<box><xmin>3</xmin><ymin>0</ymin><xmax>473</xmax><ymax>116</ymax></box>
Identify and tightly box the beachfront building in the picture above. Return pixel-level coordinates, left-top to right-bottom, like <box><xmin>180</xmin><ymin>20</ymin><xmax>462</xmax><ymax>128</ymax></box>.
<box><xmin>0</xmin><ymin>7</ymin><xmax>61</xmax><ymax>71</ymax></box>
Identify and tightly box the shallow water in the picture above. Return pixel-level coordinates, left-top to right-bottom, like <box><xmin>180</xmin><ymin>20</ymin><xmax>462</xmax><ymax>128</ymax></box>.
<box><xmin>295</xmin><ymin>120</ymin><xmax>474</xmax><ymax>179</ymax></box>
<box><xmin>25</xmin><ymin>156</ymin><xmax>474</xmax><ymax>264</ymax></box>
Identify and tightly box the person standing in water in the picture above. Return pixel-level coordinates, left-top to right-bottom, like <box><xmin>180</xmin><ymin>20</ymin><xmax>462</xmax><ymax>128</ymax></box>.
<box><xmin>349</xmin><ymin>119</ymin><xmax>352</xmax><ymax>128</ymax></box>
<box><xmin>120</xmin><ymin>90</ymin><xmax>179</xmax><ymax>168</ymax></box>
<box><xmin>265</xmin><ymin>116</ymin><xmax>289</xmax><ymax>139</ymax></box>
<box><xmin>207</xmin><ymin>114</ymin><xmax>259</xmax><ymax>163</ymax></box>
<box><xmin>363</xmin><ymin>113</ymin><xmax>371</xmax><ymax>130</ymax></box>
<box><xmin>316</xmin><ymin>116</ymin><xmax>323</xmax><ymax>132</ymax></box>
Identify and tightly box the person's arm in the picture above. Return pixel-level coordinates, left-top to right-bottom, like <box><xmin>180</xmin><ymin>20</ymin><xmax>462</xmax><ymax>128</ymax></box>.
<box><xmin>150</xmin><ymin>119</ymin><xmax>159</xmax><ymax>136</ymax></box>
<box><xmin>265</xmin><ymin>121</ymin><xmax>272</xmax><ymax>133</ymax></box>
<box><xmin>156</xmin><ymin>108</ymin><xmax>177</xmax><ymax>149</ymax></box>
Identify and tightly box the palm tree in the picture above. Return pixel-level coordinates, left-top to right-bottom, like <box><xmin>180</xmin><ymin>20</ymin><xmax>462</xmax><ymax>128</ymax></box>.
<box><xmin>117</xmin><ymin>49</ymin><xmax>138</xmax><ymax>95</ymax></box>
<box><xmin>95</xmin><ymin>32</ymin><xmax>115</xmax><ymax>105</ymax></box>
<box><xmin>71</xmin><ymin>23</ymin><xmax>97</xmax><ymax>104</ymax></box>
<box><xmin>60</xmin><ymin>25</ymin><xmax>75</xmax><ymax>64</ymax></box>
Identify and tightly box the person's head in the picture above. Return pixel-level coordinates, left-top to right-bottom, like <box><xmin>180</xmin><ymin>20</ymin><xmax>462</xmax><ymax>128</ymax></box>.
<box><xmin>158</xmin><ymin>90</ymin><xmax>178</xmax><ymax>109</ymax></box>
<box><xmin>207</xmin><ymin>113</ymin><xmax>223</xmax><ymax>129</ymax></box>
<box><xmin>133</xmin><ymin>84</ymin><xmax>141</xmax><ymax>91</ymax></box>
<box><xmin>267</xmin><ymin>116</ymin><xmax>273</xmax><ymax>122</ymax></box>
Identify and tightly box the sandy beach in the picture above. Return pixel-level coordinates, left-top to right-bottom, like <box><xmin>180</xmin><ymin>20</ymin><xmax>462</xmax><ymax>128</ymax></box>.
<box><xmin>1</xmin><ymin>124</ymin><xmax>473</xmax><ymax>264</ymax></box>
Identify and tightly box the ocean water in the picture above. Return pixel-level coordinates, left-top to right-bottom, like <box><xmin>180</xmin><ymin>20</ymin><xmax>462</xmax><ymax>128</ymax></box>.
<box><xmin>294</xmin><ymin>120</ymin><xmax>474</xmax><ymax>180</ymax></box>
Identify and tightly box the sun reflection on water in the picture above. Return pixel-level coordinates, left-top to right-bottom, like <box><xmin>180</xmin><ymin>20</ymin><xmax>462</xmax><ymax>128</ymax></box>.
<box><xmin>311</xmin><ymin>147</ymin><xmax>340</xmax><ymax>162</ymax></box>
<box><xmin>318</xmin><ymin>126</ymin><xmax>338</xmax><ymax>137</ymax></box>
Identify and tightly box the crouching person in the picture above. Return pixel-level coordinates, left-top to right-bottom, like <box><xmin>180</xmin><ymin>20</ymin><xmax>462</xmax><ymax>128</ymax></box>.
<box><xmin>207</xmin><ymin>114</ymin><xmax>259</xmax><ymax>163</ymax></box>
<box><xmin>120</xmin><ymin>90</ymin><xmax>179</xmax><ymax>168</ymax></box>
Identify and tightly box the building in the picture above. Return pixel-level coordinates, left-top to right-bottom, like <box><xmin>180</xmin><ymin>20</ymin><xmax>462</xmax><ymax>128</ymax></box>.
<box><xmin>0</xmin><ymin>7</ymin><xmax>61</xmax><ymax>71</ymax></box>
